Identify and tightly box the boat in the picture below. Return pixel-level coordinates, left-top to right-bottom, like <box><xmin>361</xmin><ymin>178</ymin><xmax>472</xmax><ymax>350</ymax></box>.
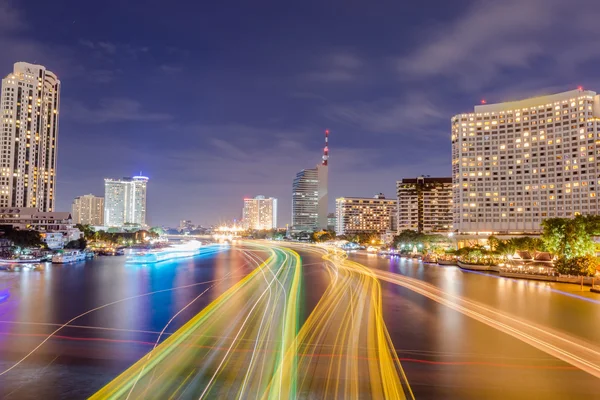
<box><xmin>0</xmin><ymin>255</ymin><xmax>44</xmax><ymax>264</ymax></box>
<box><xmin>457</xmin><ymin>260</ymin><xmax>492</xmax><ymax>271</ymax></box>
<box><xmin>438</xmin><ymin>259</ymin><xmax>458</xmax><ymax>266</ymax></box>
<box><xmin>126</xmin><ymin>241</ymin><xmax>202</xmax><ymax>264</ymax></box>
<box><xmin>52</xmin><ymin>250</ymin><xmax>86</xmax><ymax>264</ymax></box>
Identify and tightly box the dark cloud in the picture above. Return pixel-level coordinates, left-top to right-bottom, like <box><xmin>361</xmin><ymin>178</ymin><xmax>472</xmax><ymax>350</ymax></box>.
<box><xmin>397</xmin><ymin>0</ymin><xmax>600</xmax><ymax>90</ymax></box>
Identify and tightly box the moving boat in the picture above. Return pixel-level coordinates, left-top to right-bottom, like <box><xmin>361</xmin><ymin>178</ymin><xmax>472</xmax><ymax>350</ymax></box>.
<box><xmin>52</xmin><ymin>250</ymin><xmax>86</xmax><ymax>264</ymax></box>
<box><xmin>127</xmin><ymin>241</ymin><xmax>202</xmax><ymax>264</ymax></box>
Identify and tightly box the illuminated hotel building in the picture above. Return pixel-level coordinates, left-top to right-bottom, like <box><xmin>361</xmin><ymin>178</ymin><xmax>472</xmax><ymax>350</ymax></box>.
<box><xmin>452</xmin><ymin>89</ymin><xmax>600</xmax><ymax>234</ymax></box>
<box><xmin>397</xmin><ymin>176</ymin><xmax>453</xmax><ymax>233</ymax></box>
<box><xmin>291</xmin><ymin>131</ymin><xmax>329</xmax><ymax>232</ymax></box>
<box><xmin>72</xmin><ymin>194</ymin><xmax>104</xmax><ymax>226</ymax></box>
<box><xmin>0</xmin><ymin>62</ymin><xmax>60</xmax><ymax>211</ymax></box>
<box><xmin>242</xmin><ymin>195</ymin><xmax>278</xmax><ymax>230</ymax></box>
<box><xmin>104</xmin><ymin>176</ymin><xmax>148</xmax><ymax>227</ymax></box>
<box><xmin>335</xmin><ymin>194</ymin><xmax>396</xmax><ymax>235</ymax></box>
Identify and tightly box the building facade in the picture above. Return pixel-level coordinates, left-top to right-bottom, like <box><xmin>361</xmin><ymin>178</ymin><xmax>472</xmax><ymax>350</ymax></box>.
<box><xmin>242</xmin><ymin>195</ymin><xmax>278</xmax><ymax>230</ymax></box>
<box><xmin>327</xmin><ymin>212</ymin><xmax>336</xmax><ymax>232</ymax></box>
<box><xmin>0</xmin><ymin>207</ymin><xmax>81</xmax><ymax>248</ymax></box>
<box><xmin>335</xmin><ymin>194</ymin><xmax>397</xmax><ymax>236</ymax></box>
<box><xmin>452</xmin><ymin>89</ymin><xmax>600</xmax><ymax>234</ymax></box>
<box><xmin>0</xmin><ymin>62</ymin><xmax>60</xmax><ymax>211</ymax></box>
<box><xmin>397</xmin><ymin>176</ymin><xmax>453</xmax><ymax>233</ymax></box>
<box><xmin>291</xmin><ymin>131</ymin><xmax>329</xmax><ymax>232</ymax></box>
<box><xmin>179</xmin><ymin>220</ymin><xmax>194</xmax><ymax>231</ymax></box>
<box><xmin>104</xmin><ymin>176</ymin><xmax>148</xmax><ymax>227</ymax></box>
<box><xmin>72</xmin><ymin>194</ymin><xmax>104</xmax><ymax>226</ymax></box>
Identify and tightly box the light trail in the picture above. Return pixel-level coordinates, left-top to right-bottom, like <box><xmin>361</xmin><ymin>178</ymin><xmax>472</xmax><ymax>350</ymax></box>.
<box><xmin>371</xmin><ymin>268</ymin><xmax>600</xmax><ymax>379</ymax></box>
<box><xmin>92</xmin><ymin>244</ymin><xmax>303</xmax><ymax>399</ymax></box>
<box><xmin>265</xmin><ymin>245</ymin><xmax>413</xmax><ymax>399</ymax></box>
<box><xmin>92</xmin><ymin>243</ymin><xmax>414</xmax><ymax>399</ymax></box>
<box><xmin>0</xmin><ymin>246</ymin><xmax>235</xmax><ymax>377</ymax></box>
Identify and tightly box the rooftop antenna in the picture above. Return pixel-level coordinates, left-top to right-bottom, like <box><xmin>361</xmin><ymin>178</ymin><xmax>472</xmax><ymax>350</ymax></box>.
<box><xmin>322</xmin><ymin>129</ymin><xmax>329</xmax><ymax>166</ymax></box>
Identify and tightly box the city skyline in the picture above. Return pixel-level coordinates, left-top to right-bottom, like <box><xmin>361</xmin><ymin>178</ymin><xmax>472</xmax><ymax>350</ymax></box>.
<box><xmin>2</xmin><ymin>1</ymin><xmax>600</xmax><ymax>225</ymax></box>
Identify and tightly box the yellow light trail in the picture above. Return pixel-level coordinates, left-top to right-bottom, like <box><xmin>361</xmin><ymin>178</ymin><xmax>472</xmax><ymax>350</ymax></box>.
<box><xmin>92</xmin><ymin>244</ymin><xmax>302</xmax><ymax>399</ymax></box>
<box><xmin>270</xmin><ymin>246</ymin><xmax>413</xmax><ymax>399</ymax></box>
<box><xmin>92</xmin><ymin>243</ymin><xmax>414</xmax><ymax>399</ymax></box>
<box><xmin>371</xmin><ymin>268</ymin><xmax>600</xmax><ymax>380</ymax></box>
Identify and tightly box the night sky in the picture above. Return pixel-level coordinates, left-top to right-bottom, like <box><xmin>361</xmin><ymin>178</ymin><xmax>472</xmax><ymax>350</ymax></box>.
<box><xmin>1</xmin><ymin>0</ymin><xmax>599</xmax><ymax>226</ymax></box>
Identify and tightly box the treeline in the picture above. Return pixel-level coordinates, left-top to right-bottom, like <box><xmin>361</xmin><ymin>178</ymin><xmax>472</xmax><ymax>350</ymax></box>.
<box><xmin>77</xmin><ymin>224</ymin><xmax>159</xmax><ymax>246</ymax></box>
<box><xmin>540</xmin><ymin>215</ymin><xmax>600</xmax><ymax>276</ymax></box>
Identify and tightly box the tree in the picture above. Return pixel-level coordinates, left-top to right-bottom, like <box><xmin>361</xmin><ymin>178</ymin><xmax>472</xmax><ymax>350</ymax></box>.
<box><xmin>150</xmin><ymin>226</ymin><xmax>165</xmax><ymax>236</ymax></box>
<box><xmin>2</xmin><ymin>229</ymin><xmax>44</xmax><ymax>249</ymax></box>
<box><xmin>312</xmin><ymin>230</ymin><xmax>334</xmax><ymax>243</ymax></box>
<box><xmin>541</xmin><ymin>216</ymin><xmax>595</xmax><ymax>260</ymax></box>
<box><xmin>65</xmin><ymin>238</ymin><xmax>87</xmax><ymax>250</ymax></box>
<box><xmin>555</xmin><ymin>255</ymin><xmax>598</xmax><ymax>276</ymax></box>
<box><xmin>75</xmin><ymin>224</ymin><xmax>95</xmax><ymax>240</ymax></box>
<box><xmin>392</xmin><ymin>230</ymin><xmax>422</xmax><ymax>248</ymax></box>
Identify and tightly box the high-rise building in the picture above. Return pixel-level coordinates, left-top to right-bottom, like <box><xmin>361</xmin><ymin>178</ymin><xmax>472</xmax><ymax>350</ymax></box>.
<box><xmin>327</xmin><ymin>212</ymin><xmax>336</xmax><ymax>231</ymax></box>
<box><xmin>397</xmin><ymin>176</ymin><xmax>453</xmax><ymax>233</ymax></box>
<box><xmin>104</xmin><ymin>175</ymin><xmax>148</xmax><ymax>227</ymax></box>
<box><xmin>291</xmin><ymin>130</ymin><xmax>329</xmax><ymax>232</ymax></box>
<box><xmin>72</xmin><ymin>194</ymin><xmax>104</xmax><ymax>226</ymax></box>
<box><xmin>335</xmin><ymin>193</ymin><xmax>397</xmax><ymax>236</ymax></box>
<box><xmin>452</xmin><ymin>89</ymin><xmax>600</xmax><ymax>234</ymax></box>
<box><xmin>0</xmin><ymin>62</ymin><xmax>60</xmax><ymax>211</ymax></box>
<box><xmin>179</xmin><ymin>220</ymin><xmax>193</xmax><ymax>231</ymax></box>
<box><xmin>242</xmin><ymin>196</ymin><xmax>278</xmax><ymax>230</ymax></box>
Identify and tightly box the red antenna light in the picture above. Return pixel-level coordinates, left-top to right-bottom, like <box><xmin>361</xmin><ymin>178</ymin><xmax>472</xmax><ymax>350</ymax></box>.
<box><xmin>578</xmin><ymin>86</ymin><xmax>584</xmax><ymax>91</ymax></box>
<box><xmin>481</xmin><ymin>99</ymin><xmax>487</xmax><ymax>104</ymax></box>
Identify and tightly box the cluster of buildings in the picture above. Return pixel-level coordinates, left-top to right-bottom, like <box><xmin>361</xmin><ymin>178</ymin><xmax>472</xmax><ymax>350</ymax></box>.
<box><xmin>0</xmin><ymin>62</ymin><xmax>79</xmax><ymax>248</ymax></box>
<box><xmin>5</xmin><ymin>61</ymin><xmax>597</xmax><ymax>249</ymax></box>
<box><xmin>71</xmin><ymin>175</ymin><xmax>149</xmax><ymax>229</ymax></box>
<box><xmin>288</xmin><ymin>88</ymin><xmax>600</xmax><ymax>245</ymax></box>
<box><xmin>288</xmin><ymin>130</ymin><xmax>453</xmax><ymax>240</ymax></box>
<box><xmin>0</xmin><ymin>61</ymin><xmax>151</xmax><ymax>250</ymax></box>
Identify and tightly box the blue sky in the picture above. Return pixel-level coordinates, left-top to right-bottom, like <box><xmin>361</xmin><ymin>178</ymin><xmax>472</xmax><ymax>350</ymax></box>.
<box><xmin>1</xmin><ymin>0</ymin><xmax>600</xmax><ymax>226</ymax></box>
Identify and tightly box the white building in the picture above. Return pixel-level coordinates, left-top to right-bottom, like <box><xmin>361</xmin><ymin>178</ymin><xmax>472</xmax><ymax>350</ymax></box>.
<box><xmin>242</xmin><ymin>196</ymin><xmax>278</xmax><ymax>230</ymax></box>
<box><xmin>72</xmin><ymin>194</ymin><xmax>104</xmax><ymax>226</ymax></box>
<box><xmin>0</xmin><ymin>62</ymin><xmax>60</xmax><ymax>211</ymax></box>
<box><xmin>291</xmin><ymin>131</ymin><xmax>329</xmax><ymax>232</ymax></box>
<box><xmin>452</xmin><ymin>88</ymin><xmax>600</xmax><ymax>234</ymax></box>
<box><xmin>0</xmin><ymin>207</ymin><xmax>81</xmax><ymax>249</ymax></box>
<box><xmin>397</xmin><ymin>177</ymin><xmax>453</xmax><ymax>233</ymax></box>
<box><xmin>104</xmin><ymin>176</ymin><xmax>148</xmax><ymax>227</ymax></box>
<box><xmin>335</xmin><ymin>194</ymin><xmax>397</xmax><ymax>236</ymax></box>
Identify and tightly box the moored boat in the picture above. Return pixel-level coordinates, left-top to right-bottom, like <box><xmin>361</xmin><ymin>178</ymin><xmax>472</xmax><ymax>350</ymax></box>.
<box><xmin>52</xmin><ymin>250</ymin><xmax>86</xmax><ymax>264</ymax></box>
<box><xmin>0</xmin><ymin>256</ymin><xmax>43</xmax><ymax>264</ymax></box>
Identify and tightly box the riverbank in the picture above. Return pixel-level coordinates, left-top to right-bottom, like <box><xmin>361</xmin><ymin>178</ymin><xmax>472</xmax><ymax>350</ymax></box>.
<box><xmin>451</xmin><ymin>260</ymin><xmax>599</xmax><ymax>290</ymax></box>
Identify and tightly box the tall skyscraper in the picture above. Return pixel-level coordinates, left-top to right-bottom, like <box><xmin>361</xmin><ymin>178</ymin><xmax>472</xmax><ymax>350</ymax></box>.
<box><xmin>452</xmin><ymin>88</ymin><xmax>600</xmax><ymax>234</ymax></box>
<box><xmin>335</xmin><ymin>193</ymin><xmax>396</xmax><ymax>235</ymax></box>
<box><xmin>242</xmin><ymin>195</ymin><xmax>278</xmax><ymax>230</ymax></box>
<box><xmin>291</xmin><ymin>131</ymin><xmax>329</xmax><ymax>232</ymax></box>
<box><xmin>397</xmin><ymin>177</ymin><xmax>453</xmax><ymax>233</ymax></box>
<box><xmin>0</xmin><ymin>62</ymin><xmax>60</xmax><ymax>211</ymax></box>
<box><xmin>104</xmin><ymin>175</ymin><xmax>149</xmax><ymax>227</ymax></box>
<box><xmin>72</xmin><ymin>194</ymin><xmax>104</xmax><ymax>226</ymax></box>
